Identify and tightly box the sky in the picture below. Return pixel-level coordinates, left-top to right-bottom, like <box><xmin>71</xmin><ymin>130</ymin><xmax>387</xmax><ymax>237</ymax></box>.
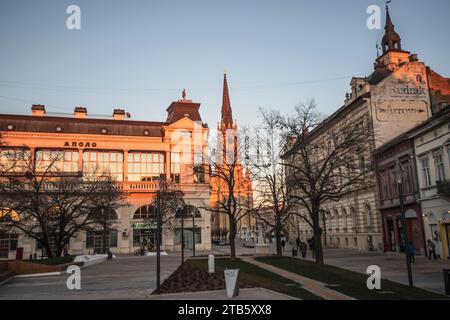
<box><xmin>0</xmin><ymin>0</ymin><xmax>449</xmax><ymax>128</ymax></box>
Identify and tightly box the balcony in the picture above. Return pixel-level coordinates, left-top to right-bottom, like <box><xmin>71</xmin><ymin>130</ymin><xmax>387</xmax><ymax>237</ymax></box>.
<box><xmin>437</xmin><ymin>180</ymin><xmax>450</xmax><ymax>196</ymax></box>
<box><xmin>122</xmin><ymin>181</ymin><xmax>160</xmax><ymax>192</ymax></box>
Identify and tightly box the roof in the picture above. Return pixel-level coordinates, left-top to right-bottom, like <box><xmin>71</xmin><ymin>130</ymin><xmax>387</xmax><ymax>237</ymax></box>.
<box><xmin>0</xmin><ymin>114</ymin><xmax>166</xmax><ymax>137</ymax></box>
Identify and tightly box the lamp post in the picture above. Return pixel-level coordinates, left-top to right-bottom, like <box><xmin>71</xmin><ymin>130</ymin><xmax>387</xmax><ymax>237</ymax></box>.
<box><xmin>192</xmin><ymin>210</ymin><xmax>196</xmax><ymax>257</ymax></box>
<box><xmin>155</xmin><ymin>189</ymin><xmax>161</xmax><ymax>294</ymax></box>
<box><xmin>396</xmin><ymin>162</ymin><xmax>414</xmax><ymax>287</ymax></box>
<box><xmin>181</xmin><ymin>206</ymin><xmax>185</xmax><ymax>264</ymax></box>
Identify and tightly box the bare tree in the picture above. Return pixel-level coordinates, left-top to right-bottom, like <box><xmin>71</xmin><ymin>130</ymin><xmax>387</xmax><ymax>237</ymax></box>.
<box><xmin>205</xmin><ymin>129</ymin><xmax>252</xmax><ymax>259</ymax></box>
<box><xmin>250</xmin><ymin>109</ymin><xmax>298</xmax><ymax>256</ymax></box>
<box><xmin>279</xmin><ymin>100</ymin><xmax>374</xmax><ymax>265</ymax></box>
<box><xmin>0</xmin><ymin>150</ymin><xmax>127</xmax><ymax>258</ymax></box>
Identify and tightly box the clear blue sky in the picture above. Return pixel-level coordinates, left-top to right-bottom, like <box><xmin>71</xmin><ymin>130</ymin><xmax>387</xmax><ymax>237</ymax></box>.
<box><xmin>0</xmin><ymin>0</ymin><xmax>449</xmax><ymax>127</ymax></box>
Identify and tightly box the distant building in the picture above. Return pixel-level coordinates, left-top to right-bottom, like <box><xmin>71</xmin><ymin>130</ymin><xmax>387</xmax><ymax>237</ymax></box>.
<box><xmin>285</xmin><ymin>5</ymin><xmax>450</xmax><ymax>252</ymax></box>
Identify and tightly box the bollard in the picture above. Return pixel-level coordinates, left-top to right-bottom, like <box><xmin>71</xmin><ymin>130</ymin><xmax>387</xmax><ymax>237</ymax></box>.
<box><xmin>208</xmin><ymin>254</ymin><xmax>215</xmax><ymax>275</ymax></box>
<box><xmin>224</xmin><ymin>269</ymin><xmax>240</xmax><ymax>298</ymax></box>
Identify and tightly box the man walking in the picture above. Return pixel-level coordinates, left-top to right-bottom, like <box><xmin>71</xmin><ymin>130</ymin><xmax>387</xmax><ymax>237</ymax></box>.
<box><xmin>299</xmin><ymin>240</ymin><xmax>307</xmax><ymax>258</ymax></box>
<box><xmin>407</xmin><ymin>242</ymin><xmax>415</xmax><ymax>263</ymax></box>
<box><xmin>427</xmin><ymin>239</ymin><xmax>437</xmax><ymax>260</ymax></box>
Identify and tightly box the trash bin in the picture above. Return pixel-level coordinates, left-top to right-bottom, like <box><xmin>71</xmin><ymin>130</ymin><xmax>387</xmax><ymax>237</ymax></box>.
<box><xmin>224</xmin><ymin>269</ymin><xmax>240</xmax><ymax>298</ymax></box>
<box><xmin>292</xmin><ymin>248</ymin><xmax>298</xmax><ymax>257</ymax></box>
<box><xmin>444</xmin><ymin>269</ymin><xmax>450</xmax><ymax>296</ymax></box>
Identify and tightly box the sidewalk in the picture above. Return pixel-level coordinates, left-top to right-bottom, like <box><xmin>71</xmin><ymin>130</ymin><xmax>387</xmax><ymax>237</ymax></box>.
<box><xmin>147</xmin><ymin>287</ymin><xmax>297</xmax><ymax>300</ymax></box>
<box><xmin>240</xmin><ymin>256</ymin><xmax>354</xmax><ymax>300</ymax></box>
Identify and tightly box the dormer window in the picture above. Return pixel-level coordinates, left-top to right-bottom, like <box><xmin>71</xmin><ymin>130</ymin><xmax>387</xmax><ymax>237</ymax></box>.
<box><xmin>55</xmin><ymin>126</ymin><xmax>63</xmax><ymax>132</ymax></box>
<box><xmin>7</xmin><ymin>124</ymin><xmax>14</xmax><ymax>130</ymax></box>
<box><xmin>101</xmin><ymin>128</ymin><xmax>108</xmax><ymax>134</ymax></box>
<box><xmin>143</xmin><ymin>129</ymin><xmax>150</xmax><ymax>136</ymax></box>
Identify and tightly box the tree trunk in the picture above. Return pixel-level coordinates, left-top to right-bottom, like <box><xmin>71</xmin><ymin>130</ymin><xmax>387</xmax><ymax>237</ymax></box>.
<box><xmin>312</xmin><ymin>206</ymin><xmax>324</xmax><ymax>265</ymax></box>
<box><xmin>229</xmin><ymin>219</ymin><xmax>236</xmax><ymax>259</ymax></box>
<box><xmin>275</xmin><ymin>217</ymin><xmax>283</xmax><ymax>256</ymax></box>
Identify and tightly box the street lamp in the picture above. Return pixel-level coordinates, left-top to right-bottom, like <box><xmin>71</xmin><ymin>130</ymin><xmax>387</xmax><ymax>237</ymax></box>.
<box><xmin>192</xmin><ymin>209</ymin><xmax>196</xmax><ymax>257</ymax></box>
<box><xmin>181</xmin><ymin>205</ymin><xmax>185</xmax><ymax>264</ymax></box>
<box><xmin>155</xmin><ymin>189</ymin><xmax>161</xmax><ymax>294</ymax></box>
<box><xmin>396</xmin><ymin>161</ymin><xmax>414</xmax><ymax>287</ymax></box>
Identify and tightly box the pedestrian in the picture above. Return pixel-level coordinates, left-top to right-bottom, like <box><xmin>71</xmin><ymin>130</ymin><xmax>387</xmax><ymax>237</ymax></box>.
<box><xmin>299</xmin><ymin>240</ymin><xmax>307</xmax><ymax>258</ymax></box>
<box><xmin>427</xmin><ymin>239</ymin><xmax>437</xmax><ymax>260</ymax></box>
<box><xmin>296</xmin><ymin>237</ymin><xmax>301</xmax><ymax>250</ymax></box>
<box><xmin>281</xmin><ymin>239</ymin><xmax>285</xmax><ymax>252</ymax></box>
<box><xmin>407</xmin><ymin>242</ymin><xmax>415</xmax><ymax>263</ymax></box>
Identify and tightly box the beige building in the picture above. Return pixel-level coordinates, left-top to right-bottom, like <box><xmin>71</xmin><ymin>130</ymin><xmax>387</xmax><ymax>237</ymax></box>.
<box><xmin>0</xmin><ymin>93</ymin><xmax>211</xmax><ymax>259</ymax></box>
<box><xmin>285</xmin><ymin>6</ymin><xmax>448</xmax><ymax>252</ymax></box>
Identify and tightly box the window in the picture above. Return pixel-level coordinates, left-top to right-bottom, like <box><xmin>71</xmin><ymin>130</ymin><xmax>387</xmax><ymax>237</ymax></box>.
<box><xmin>433</xmin><ymin>151</ymin><xmax>445</xmax><ymax>182</ymax></box>
<box><xmin>0</xmin><ymin>233</ymin><xmax>18</xmax><ymax>258</ymax></box>
<box><xmin>133</xmin><ymin>205</ymin><xmax>155</xmax><ymax>220</ymax></box>
<box><xmin>171</xmin><ymin>152</ymin><xmax>181</xmax><ymax>183</ymax></box>
<box><xmin>127</xmin><ymin>152</ymin><xmax>164</xmax><ymax>182</ymax></box>
<box><xmin>86</xmin><ymin>230</ymin><xmax>118</xmax><ymax>252</ymax></box>
<box><xmin>174</xmin><ymin>228</ymin><xmax>202</xmax><ymax>245</ymax></box>
<box><xmin>36</xmin><ymin>149</ymin><xmax>78</xmax><ymax>173</ymax></box>
<box><xmin>0</xmin><ymin>148</ymin><xmax>30</xmax><ymax>173</ymax></box>
<box><xmin>83</xmin><ymin>151</ymin><xmax>123</xmax><ymax>181</ymax></box>
<box><xmin>421</xmin><ymin>157</ymin><xmax>431</xmax><ymax>187</ymax></box>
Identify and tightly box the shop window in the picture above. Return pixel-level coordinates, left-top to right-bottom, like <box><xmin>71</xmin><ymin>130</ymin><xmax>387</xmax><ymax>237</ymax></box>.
<box><xmin>36</xmin><ymin>149</ymin><xmax>78</xmax><ymax>173</ymax></box>
<box><xmin>86</xmin><ymin>230</ymin><xmax>118</xmax><ymax>251</ymax></box>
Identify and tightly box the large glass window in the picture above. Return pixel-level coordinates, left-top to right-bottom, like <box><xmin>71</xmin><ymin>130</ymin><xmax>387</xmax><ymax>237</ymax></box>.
<box><xmin>36</xmin><ymin>149</ymin><xmax>78</xmax><ymax>173</ymax></box>
<box><xmin>127</xmin><ymin>152</ymin><xmax>164</xmax><ymax>182</ymax></box>
<box><xmin>0</xmin><ymin>148</ymin><xmax>30</xmax><ymax>173</ymax></box>
<box><xmin>83</xmin><ymin>150</ymin><xmax>123</xmax><ymax>181</ymax></box>
<box><xmin>171</xmin><ymin>152</ymin><xmax>181</xmax><ymax>183</ymax></box>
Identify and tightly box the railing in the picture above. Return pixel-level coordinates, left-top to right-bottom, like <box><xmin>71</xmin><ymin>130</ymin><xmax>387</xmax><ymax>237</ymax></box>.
<box><xmin>122</xmin><ymin>181</ymin><xmax>159</xmax><ymax>191</ymax></box>
<box><xmin>437</xmin><ymin>180</ymin><xmax>450</xmax><ymax>196</ymax></box>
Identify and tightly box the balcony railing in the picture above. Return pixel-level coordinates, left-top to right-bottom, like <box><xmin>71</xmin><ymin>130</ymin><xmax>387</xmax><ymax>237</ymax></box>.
<box><xmin>436</xmin><ymin>180</ymin><xmax>450</xmax><ymax>196</ymax></box>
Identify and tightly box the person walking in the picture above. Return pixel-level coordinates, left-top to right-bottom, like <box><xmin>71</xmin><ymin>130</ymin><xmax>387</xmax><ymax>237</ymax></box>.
<box><xmin>299</xmin><ymin>240</ymin><xmax>307</xmax><ymax>258</ymax></box>
<box><xmin>281</xmin><ymin>239</ymin><xmax>285</xmax><ymax>252</ymax></box>
<box><xmin>427</xmin><ymin>239</ymin><xmax>437</xmax><ymax>260</ymax></box>
<box><xmin>296</xmin><ymin>237</ymin><xmax>301</xmax><ymax>250</ymax></box>
<box><xmin>407</xmin><ymin>242</ymin><xmax>415</xmax><ymax>263</ymax></box>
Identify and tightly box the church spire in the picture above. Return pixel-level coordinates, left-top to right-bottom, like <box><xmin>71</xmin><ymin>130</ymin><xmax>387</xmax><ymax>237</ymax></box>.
<box><xmin>221</xmin><ymin>72</ymin><xmax>233</xmax><ymax>126</ymax></box>
<box><xmin>381</xmin><ymin>2</ymin><xmax>402</xmax><ymax>53</ymax></box>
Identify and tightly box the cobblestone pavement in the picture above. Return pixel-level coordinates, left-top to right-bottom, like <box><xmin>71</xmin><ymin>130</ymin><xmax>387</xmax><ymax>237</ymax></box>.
<box><xmin>213</xmin><ymin>240</ymin><xmax>450</xmax><ymax>294</ymax></box>
<box><xmin>0</xmin><ymin>254</ymin><xmax>182</xmax><ymax>300</ymax></box>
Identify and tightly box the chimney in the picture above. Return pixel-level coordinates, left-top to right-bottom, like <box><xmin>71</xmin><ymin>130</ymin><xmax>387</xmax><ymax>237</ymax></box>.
<box><xmin>74</xmin><ymin>106</ymin><xmax>87</xmax><ymax>119</ymax></box>
<box><xmin>31</xmin><ymin>104</ymin><xmax>46</xmax><ymax>116</ymax></box>
<box><xmin>113</xmin><ymin>109</ymin><xmax>126</xmax><ymax>120</ymax></box>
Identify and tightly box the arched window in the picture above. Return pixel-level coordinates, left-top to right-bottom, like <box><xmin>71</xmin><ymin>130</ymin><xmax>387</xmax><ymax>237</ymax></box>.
<box><xmin>133</xmin><ymin>205</ymin><xmax>155</xmax><ymax>220</ymax></box>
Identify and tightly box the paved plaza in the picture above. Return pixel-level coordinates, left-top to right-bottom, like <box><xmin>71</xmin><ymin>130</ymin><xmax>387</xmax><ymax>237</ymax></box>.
<box><xmin>0</xmin><ymin>254</ymin><xmax>181</xmax><ymax>300</ymax></box>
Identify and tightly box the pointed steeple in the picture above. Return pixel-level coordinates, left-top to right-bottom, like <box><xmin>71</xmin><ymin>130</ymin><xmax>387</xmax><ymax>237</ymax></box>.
<box><xmin>221</xmin><ymin>72</ymin><xmax>233</xmax><ymax>126</ymax></box>
<box><xmin>381</xmin><ymin>3</ymin><xmax>402</xmax><ymax>53</ymax></box>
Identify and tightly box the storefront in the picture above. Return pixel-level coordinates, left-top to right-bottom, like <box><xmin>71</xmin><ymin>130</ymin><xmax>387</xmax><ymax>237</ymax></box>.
<box><xmin>439</xmin><ymin>212</ymin><xmax>450</xmax><ymax>259</ymax></box>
